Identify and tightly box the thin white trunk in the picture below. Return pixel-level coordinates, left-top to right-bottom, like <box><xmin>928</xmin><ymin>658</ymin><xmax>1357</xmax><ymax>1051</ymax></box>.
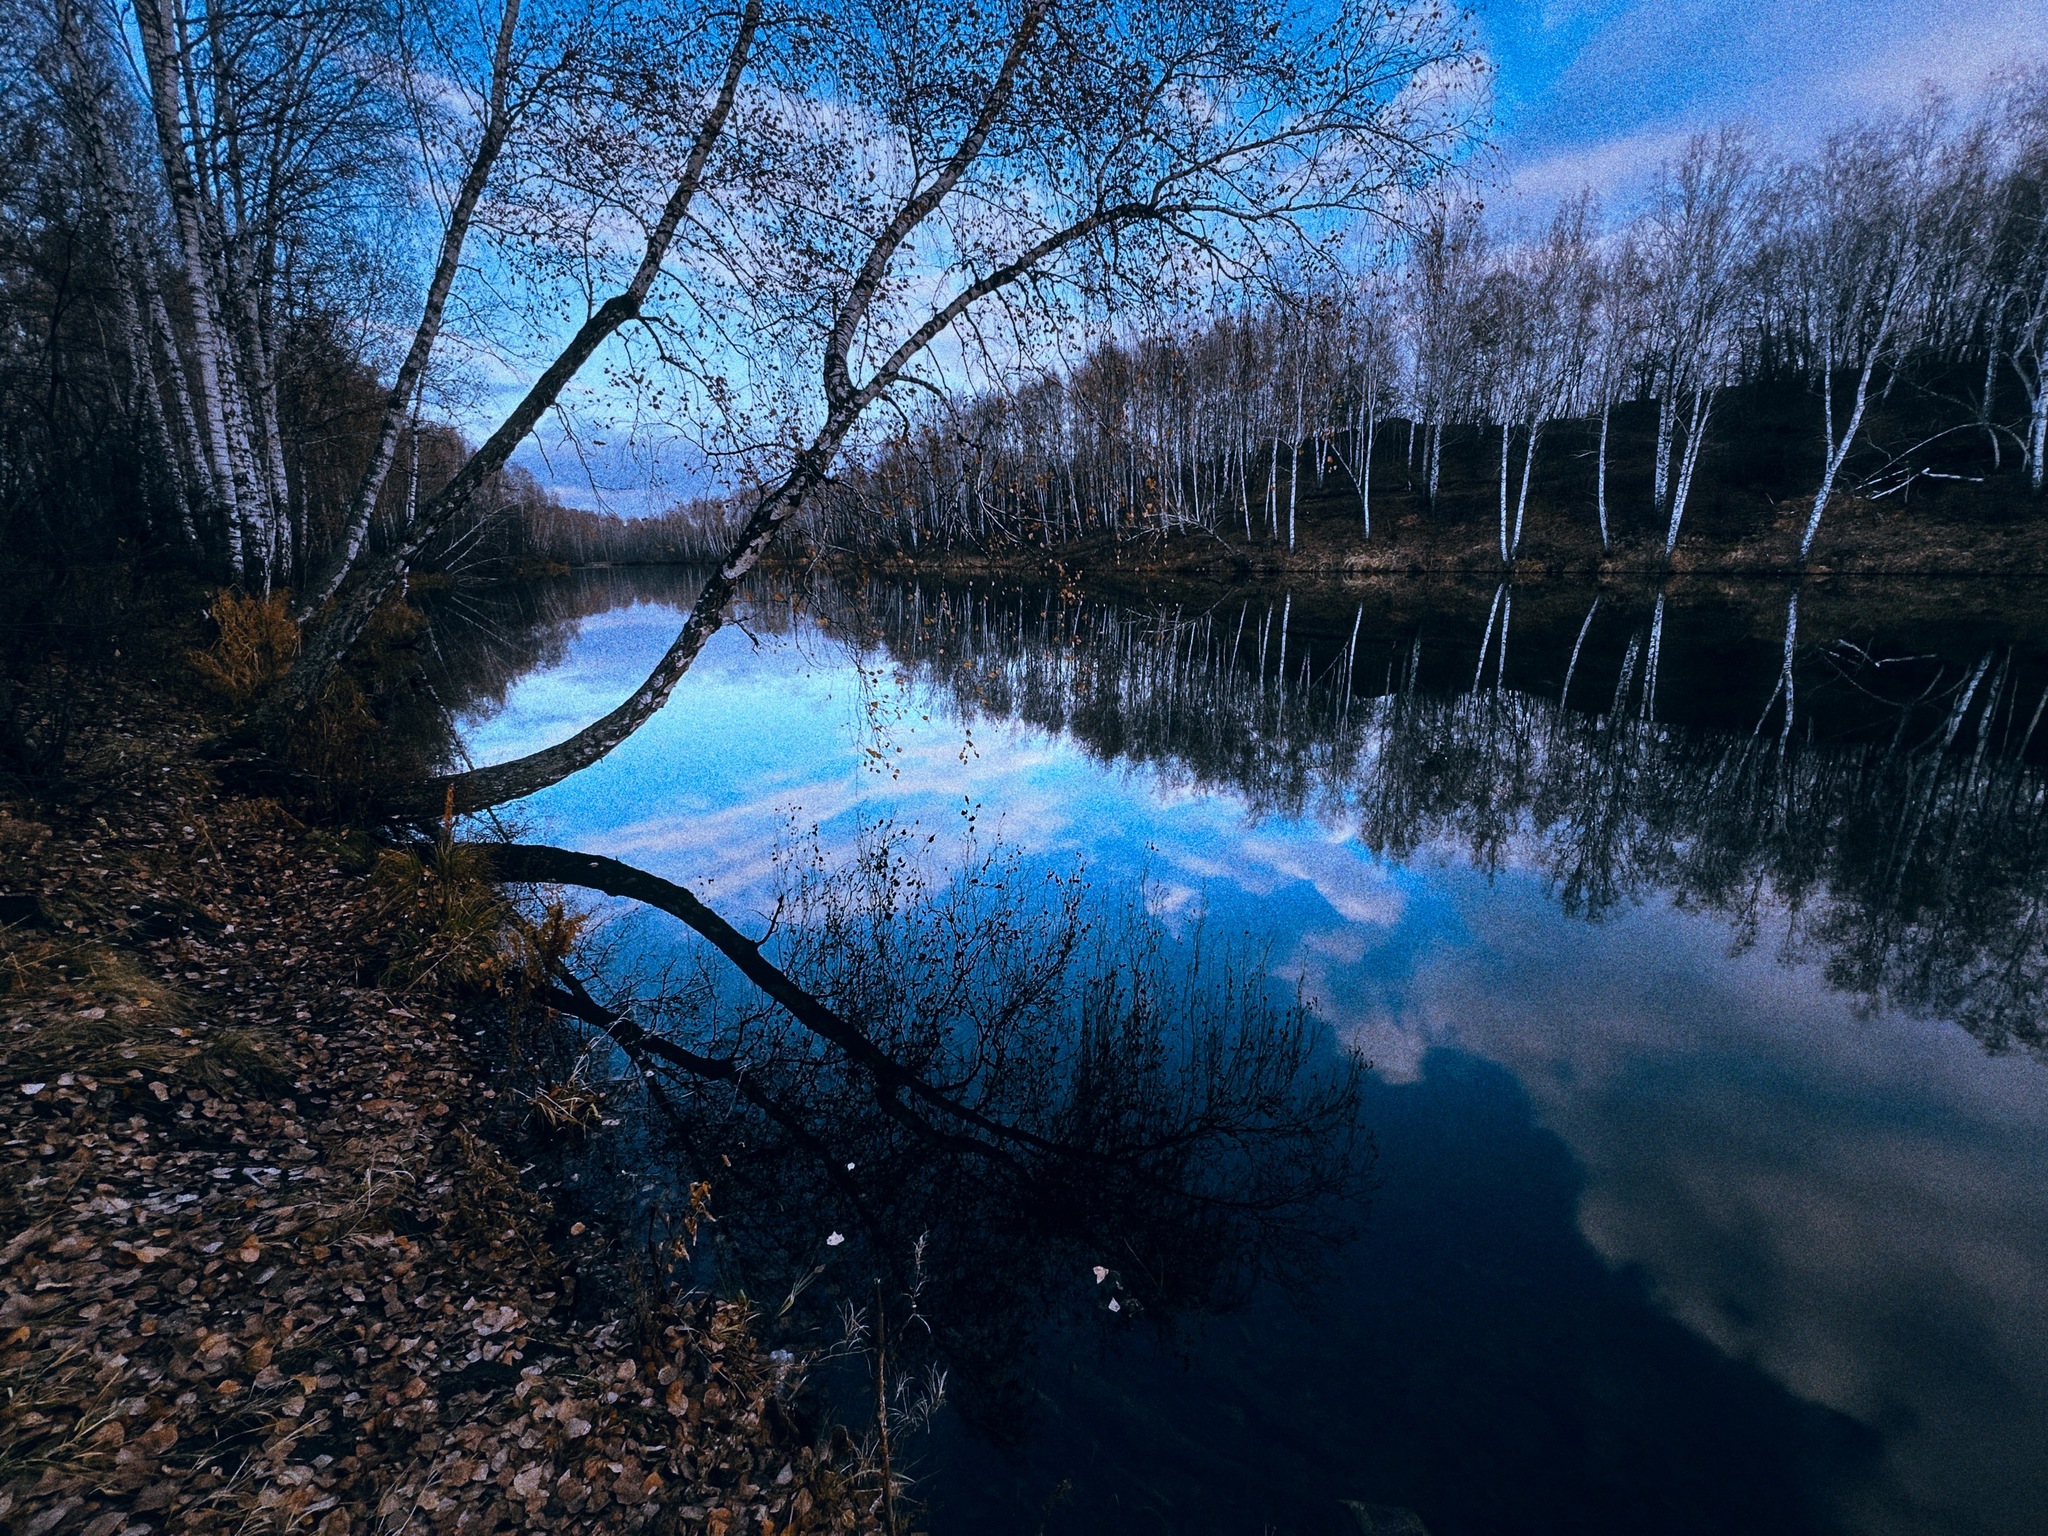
<box><xmin>2029</xmin><ymin>378</ymin><xmax>2046</xmax><ymax>494</ymax></box>
<box><xmin>134</xmin><ymin>0</ymin><xmax>241</xmax><ymax>577</ymax></box>
<box><xmin>1664</xmin><ymin>386</ymin><xmax>1713</xmax><ymax>557</ymax></box>
<box><xmin>1642</xmin><ymin>588</ymin><xmax>1666</xmax><ymax>721</ymax></box>
<box><xmin>1777</xmin><ymin>587</ymin><xmax>1798</xmax><ymax>750</ymax></box>
<box><xmin>1474</xmin><ymin>583</ymin><xmax>1503</xmax><ymax>691</ymax></box>
<box><xmin>147</xmin><ymin>284</ymin><xmax>205</xmax><ymax>543</ymax></box>
<box><xmin>1265</xmin><ymin>435</ymin><xmax>1279</xmax><ymax>539</ymax></box>
<box><xmin>1360</xmin><ymin>390</ymin><xmax>1375</xmax><ymax>537</ymax></box>
<box><xmin>1595</xmin><ymin>400</ymin><xmax>1610</xmax><ymax>551</ymax></box>
<box><xmin>1652</xmin><ymin>394</ymin><xmax>1672</xmax><ymax>512</ymax></box>
<box><xmin>1496</xmin><ymin>421</ymin><xmax>1510</xmax><ymax>563</ymax></box>
<box><xmin>1801</xmin><ymin>350</ymin><xmax>1884</xmax><ymax>562</ymax></box>
<box><xmin>1495</xmin><ymin>586</ymin><xmax>1511</xmax><ymax>691</ymax></box>
<box><xmin>1512</xmin><ymin>417</ymin><xmax>1541</xmax><ymax>559</ymax></box>
<box><xmin>1561</xmin><ymin>594</ymin><xmax>1600</xmax><ymax>711</ymax></box>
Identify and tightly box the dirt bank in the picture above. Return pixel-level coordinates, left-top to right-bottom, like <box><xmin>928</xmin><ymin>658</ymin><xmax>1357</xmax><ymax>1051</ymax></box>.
<box><xmin>0</xmin><ymin>644</ymin><xmax>882</xmax><ymax>1535</ymax></box>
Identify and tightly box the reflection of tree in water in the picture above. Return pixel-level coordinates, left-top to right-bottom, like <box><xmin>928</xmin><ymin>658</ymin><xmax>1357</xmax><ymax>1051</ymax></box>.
<box><xmin>415</xmin><ymin>568</ymin><xmax>715</xmax><ymax>756</ymax></box>
<box><xmin>485</xmin><ymin>825</ymin><xmax>1372</xmax><ymax>1436</ymax></box>
<box><xmin>836</xmin><ymin>578</ymin><xmax>2048</xmax><ymax>1053</ymax></box>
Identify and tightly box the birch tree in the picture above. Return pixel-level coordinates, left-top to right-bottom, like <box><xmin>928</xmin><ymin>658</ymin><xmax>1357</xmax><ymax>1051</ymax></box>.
<box><xmin>1791</xmin><ymin>114</ymin><xmax>1945</xmax><ymax>561</ymax></box>
<box><xmin>1639</xmin><ymin>130</ymin><xmax>1758</xmax><ymax>557</ymax></box>
<box><xmin>267</xmin><ymin>0</ymin><xmax>1481</xmax><ymax>804</ymax></box>
<box><xmin>1984</xmin><ymin>75</ymin><xmax>2048</xmax><ymax>492</ymax></box>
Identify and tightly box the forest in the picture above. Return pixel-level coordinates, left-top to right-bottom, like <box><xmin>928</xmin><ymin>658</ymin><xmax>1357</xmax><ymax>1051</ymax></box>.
<box><xmin>7</xmin><ymin>1</ymin><xmax>2048</xmax><ymax>1533</ymax></box>
<box><xmin>6</xmin><ymin>0</ymin><xmax>2045</xmax><ymax>587</ymax></box>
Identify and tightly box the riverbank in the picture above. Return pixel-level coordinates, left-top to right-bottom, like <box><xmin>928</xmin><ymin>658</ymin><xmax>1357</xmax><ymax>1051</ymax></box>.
<box><xmin>0</xmin><ymin>613</ymin><xmax>881</xmax><ymax>1535</ymax></box>
<box><xmin>793</xmin><ymin>485</ymin><xmax>2048</xmax><ymax>584</ymax></box>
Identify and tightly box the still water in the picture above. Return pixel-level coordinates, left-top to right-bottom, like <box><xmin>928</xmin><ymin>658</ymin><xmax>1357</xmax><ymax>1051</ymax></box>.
<box><xmin>449</xmin><ymin>572</ymin><xmax>2048</xmax><ymax>1536</ymax></box>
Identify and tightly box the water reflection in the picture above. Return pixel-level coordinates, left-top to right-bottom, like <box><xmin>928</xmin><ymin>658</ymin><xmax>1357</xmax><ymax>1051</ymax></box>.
<box><xmin>446</xmin><ymin>571</ymin><xmax>2048</xmax><ymax>1536</ymax></box>
<box><xmin>828</xmin><ymin>576</ymin><xmax>2048</xmax><ymax>1054</ymax></box>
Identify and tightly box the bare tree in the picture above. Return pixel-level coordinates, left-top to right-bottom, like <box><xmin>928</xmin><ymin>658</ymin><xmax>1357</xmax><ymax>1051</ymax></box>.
<box><xmin>1789</xmin><ymin>113</ymin><xmax>1945</xmax><ymax>561</ymax></box>
<box><xmin>1638</xmin><ymin>130</ymin><xmax>1758</xmax><ymax>558</ymax></box>
<box><xmin>284</xmin><ymin>0</ymin><xmax>1480</xmax><ymax>813</ymax></box>
<box><xmin>296</xmin><ymin>0</ymin><xmax>579</xmax><ymax>614</ymax></box>
<box><xmin>1984</xmin><ymin>74</ymin><xmax>2048</xmax><ymax>492</ymax></box>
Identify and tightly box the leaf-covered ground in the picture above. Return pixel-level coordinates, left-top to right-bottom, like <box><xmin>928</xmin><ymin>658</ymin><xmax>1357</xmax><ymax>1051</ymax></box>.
<box><xmin>0</xmin><ymin>670</ymin><xmax>880</xmax><ymax>1536</ymax></box>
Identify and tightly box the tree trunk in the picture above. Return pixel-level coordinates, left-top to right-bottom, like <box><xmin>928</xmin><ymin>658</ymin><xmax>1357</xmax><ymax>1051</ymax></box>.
<box><xmin>1664</xmin><ymin>386</ymin><xmax>1713</xmax><ymax>557</ymax></box>
<box><xmin>1512</xmin><ymin>417</ymin><xmax>1540</xmax><ymax>559</ymax></box>
<box><xmin>253</xmin><ymin>0</ymin><xmax>763</xmax><ymax>738</ymax></box>
<box><xmin>1561</xmin><ymin>594</ymin><xmax>1599</xmax><ymax>712</ymax></box>
<box><xmin>1474</xmin><ymin>583</ymin><xmax>1502</xmax><ymax>691</ymax></box>
<box><xmin>1496</xmin><ymin>420</ymin><xmax>1510</xmax><ymax>562</ymax></box>
<box><xmin>133</xmin><ymin>0</ymin><xmax>241</xmax><ymax>578</ymax></box>
<box><xmin>1652</xmin><ymin>393</ymin><xmax>1672</xmax><ymax>513</ymax></box>
<box><xmin>2029</xmin><ymin>372</ymin><xmax>2046</xmax><ymax>494</ymax></box>
<box><xmin>1595</xmin><ymin>400</ymin><xmax>1610</xmax><ymax>551</ymax></box>
<box><xmin>1360</xmin><ymin>391</ymin><xmax>1375</xmax><ymax>536</ymax></box>
<box><xmin>1801</xmin><ymin>353</ymin><xmax>1882</xmax><ymax>562</ymax></box>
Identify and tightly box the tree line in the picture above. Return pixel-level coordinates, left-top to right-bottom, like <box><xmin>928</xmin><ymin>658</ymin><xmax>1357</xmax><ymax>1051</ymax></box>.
<box><xmin>807</xmin><ymin>86</ymin><xmax>2048</xmax><ymax>564</ymax></box>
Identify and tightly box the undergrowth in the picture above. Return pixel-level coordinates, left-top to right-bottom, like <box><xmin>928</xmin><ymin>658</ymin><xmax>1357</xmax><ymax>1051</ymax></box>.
<box><xmin>188</xmin><ymin>590</ymin><xmax>299</xmax><ymax>706</ymax></box>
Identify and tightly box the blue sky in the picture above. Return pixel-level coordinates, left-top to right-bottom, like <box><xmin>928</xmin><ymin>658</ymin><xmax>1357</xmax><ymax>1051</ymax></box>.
<box><xmin>1478</xmin><ymin>0</ymin><xmax>2046</xmax><ymax>209</ymax></box>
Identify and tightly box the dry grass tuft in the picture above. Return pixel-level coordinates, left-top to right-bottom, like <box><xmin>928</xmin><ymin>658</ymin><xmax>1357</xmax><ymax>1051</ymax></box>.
<box><xmin>372</xmin><ymin>840</ymin><xmax>513</xmax><ymax>994</ymax></box>
<box><xmin>0</xmin><ymin>933</ymin><xmax>292</xmax><ymax>1093</ymax></box>
<box><xmin>374</xmin><ymin>841</ymin><xmax>590</xmax><ymax>1008</ymax></box>
<box><xmin>522</xmin><ymin>1052</ymin><xmax>607</xmax><ymax>1138</ymax></box>
<box><xmin>188</xmin><ymin>590</ymin><xmax>300</xmax><ymax>705</ymax></box>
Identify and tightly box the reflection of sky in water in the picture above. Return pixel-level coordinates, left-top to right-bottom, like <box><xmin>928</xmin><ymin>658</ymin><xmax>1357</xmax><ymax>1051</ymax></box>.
<box><xmin>460</xmin><ymin>601</ymin><xmax>2048</xmax><ymax>1535</ymax></box>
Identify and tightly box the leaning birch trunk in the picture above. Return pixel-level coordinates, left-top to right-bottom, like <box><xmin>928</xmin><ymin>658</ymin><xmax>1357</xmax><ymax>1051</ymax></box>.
<box><xmin>1560</xmin><ymin>593</ymin><xmax>1599</xmax><ymax>711</ymax></box>
<box><xmin>1664</xmin><ymin>386</ymin><xmax>1713</xmax><ymax>558</ymax></box>
<box><xmin>1511</xmin><ymin>416</ymin><xmax>1541</xmax><ymax>559</ymax></box>
<box><xmin>249</xmin><ymin>0</ymin><xmax>763</xmax><ymax>741</ymax></box>
<box><xmin>1474</xmin><ymin>583</ymin><xmax>1503</xmax><ymax>691</ymax></box>
<box><xmin>133</xmin><ymin>0</ymin><xmax>241</xmax><ymax>577</ymax></box>
<box><xmin>1800</xmin><ymin>350</ymin><xmax>1884</xmax><ymax>563</ymax></box>
<box><xmin>299</xmin><ymin>0</ymin><xmax>528</xmax><ymax>618</ymax></box>
<box><xmin>381</xmin><ymin>433</ymin><xmax>842</xmax><ymax>816</ymax></box>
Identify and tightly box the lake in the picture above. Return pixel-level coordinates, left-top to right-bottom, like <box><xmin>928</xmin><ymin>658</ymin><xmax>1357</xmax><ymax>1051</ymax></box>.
<box><xmin>444</xmin><ymin>570</ymin><xmax>2048</xmax><ymax>1536</ymax></box>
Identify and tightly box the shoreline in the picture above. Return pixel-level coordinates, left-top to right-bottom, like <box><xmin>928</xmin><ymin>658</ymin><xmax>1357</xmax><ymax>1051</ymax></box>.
<box><xmin>0</xmin><ymin>640</ymin><xmax>880</xmax><ymax>1536</ymax></box>
<box><xmin>569</xmin><ymin>501</ymin><xmax>2048</xmax><ymax>587</ymax></box>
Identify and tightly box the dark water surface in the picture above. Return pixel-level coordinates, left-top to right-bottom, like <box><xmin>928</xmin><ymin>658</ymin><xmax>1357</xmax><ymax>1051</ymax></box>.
<box><xmin>446</xmin><ymin>572</ymin><xmax>2048</xmax><ymax>1536</ymax></box>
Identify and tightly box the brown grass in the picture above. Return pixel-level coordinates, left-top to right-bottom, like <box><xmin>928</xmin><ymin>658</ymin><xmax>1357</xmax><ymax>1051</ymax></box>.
<box><xmin>188</xmin><ymin>590</ymin><xmax>300</xmax><ymax>706</ymax></box>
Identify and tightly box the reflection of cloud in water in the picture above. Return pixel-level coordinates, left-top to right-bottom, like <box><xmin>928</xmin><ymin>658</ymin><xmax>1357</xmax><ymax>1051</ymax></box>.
<box><xmin>1386</xmin><ymin>879</ymin><xmax>2048</xmax><ymax>1532</ymax></box>
<box><xmin>462</xmin><ymin>599</ymin><xmax>2048</xmax><ymax>1532</ymax></box>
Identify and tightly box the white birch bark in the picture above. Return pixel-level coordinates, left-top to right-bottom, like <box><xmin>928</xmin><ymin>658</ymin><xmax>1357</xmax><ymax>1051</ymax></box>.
<box><xmin>1496</xmin><ymin>420</ymin><xmax>1510</xmax><ymax>562</ymax></box>
<box><xmin>1561</xmin><ymin>594</ymin><xmax>1600</xmax><ymax>711</ymax></box>
<box><xmin>133</xmin><ymin>0</ymin><xmax>242</xmax><ymax>577</ymax></box>
<box><xmin>1595</xmin><ymin>400</ymin><xmax>1610</xmax><ymax>551</ymax></box>
<box><xmin>1512</xmin><ymin>417</ymin><xmax>1541</xmax><ymax>559</ymax></box>
<box><xmin>1664</xmin><ymin>386</ymin><xmax>1713</xmax><ymax>557</ymax></box>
